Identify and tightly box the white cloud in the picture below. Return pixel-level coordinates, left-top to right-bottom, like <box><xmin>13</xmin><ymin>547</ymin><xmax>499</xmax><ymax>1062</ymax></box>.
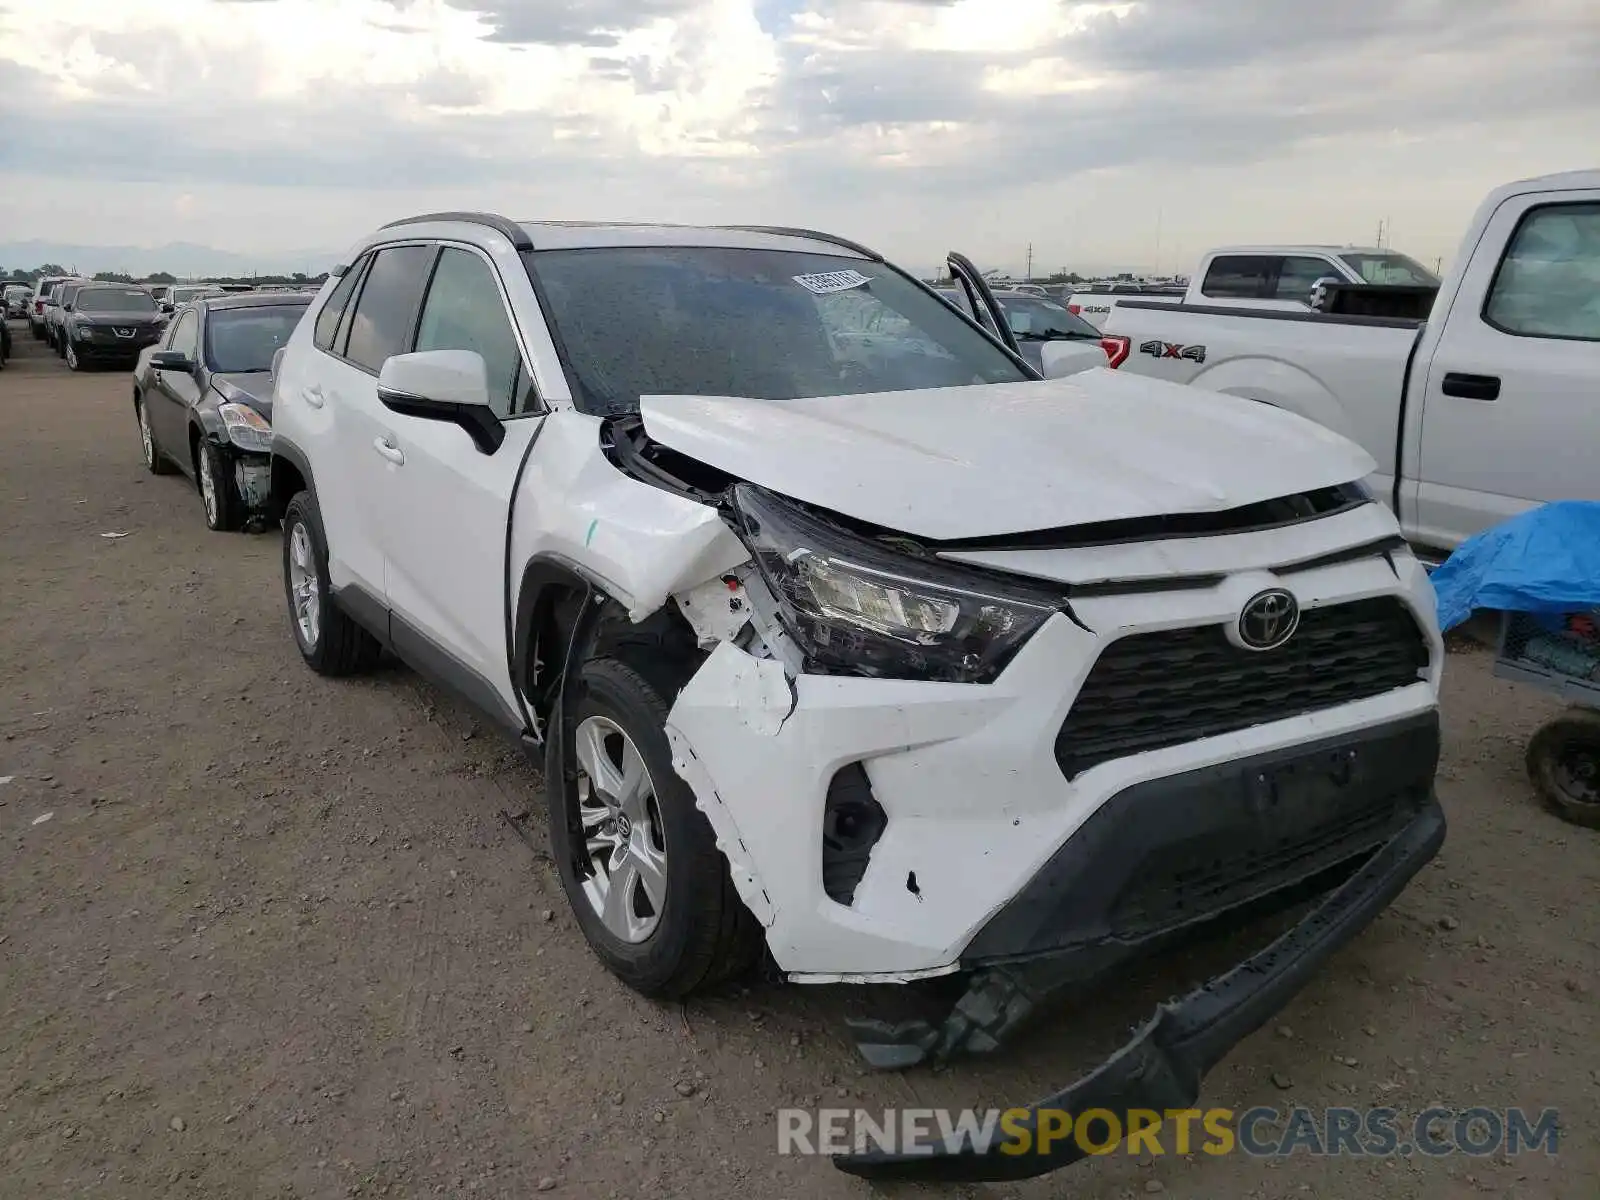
<box><xmin>0</xmin><ymin>0</ymin><xmax>1596</xmax><ymax>276</ymax></box>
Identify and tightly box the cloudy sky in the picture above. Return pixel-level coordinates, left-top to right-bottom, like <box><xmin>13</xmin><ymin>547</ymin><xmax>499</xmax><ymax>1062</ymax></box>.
<box><xmin>1</xmin><ymin>0</ymin><xmax>1596</xmax><ymax>275</ymax></box>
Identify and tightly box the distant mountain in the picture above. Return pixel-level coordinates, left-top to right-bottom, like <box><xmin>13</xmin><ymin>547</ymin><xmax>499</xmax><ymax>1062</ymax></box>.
<box><xmin>0</xmin><ymin>239</ymin><xmax>342</xmax><ymax>279</ymax></box>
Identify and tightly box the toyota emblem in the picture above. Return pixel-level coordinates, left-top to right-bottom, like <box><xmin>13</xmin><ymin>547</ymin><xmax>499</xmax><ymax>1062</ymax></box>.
<box><xmin>1237</xmin><ymin>589</ymin><xmax>1300</xmax><ymax>651</ymax></box>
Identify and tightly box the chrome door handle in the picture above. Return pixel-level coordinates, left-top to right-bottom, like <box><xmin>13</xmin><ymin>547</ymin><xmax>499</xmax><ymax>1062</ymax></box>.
<box><xmin>301</xmin><ymin>385</ymin><xmax>325</xmax><ymax>408</ymax></box>
<box><xmin>373</xmin><ymin>436</ymin><xmax>406</xmax><ymax>465</ymax></box>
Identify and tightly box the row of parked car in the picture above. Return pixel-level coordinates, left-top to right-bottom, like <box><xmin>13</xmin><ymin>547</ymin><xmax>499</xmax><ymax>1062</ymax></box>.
<box><xmin>12</xmin><ymin>275</ymin><xmax>313</xmax><ymax>372</ymax></box>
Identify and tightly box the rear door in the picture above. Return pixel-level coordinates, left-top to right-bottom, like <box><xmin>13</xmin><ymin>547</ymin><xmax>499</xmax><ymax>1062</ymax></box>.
<box><xmin>316</xmin><ymin>242</ymin><xmax>438</xmax><ymax>607</ymax></box>
<box><xmin>373</xmin><ymin>244</ymin><xmax>545</xmax><ymax>728</ymax></box>
<box><xmin>1411</xmin><ymin>190</ymin><xmax>1600</xmax><ymax>547</ymax></box>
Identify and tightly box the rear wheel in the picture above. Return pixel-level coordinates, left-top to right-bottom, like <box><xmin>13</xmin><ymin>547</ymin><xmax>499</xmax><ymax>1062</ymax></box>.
<box><xmin>546</xmin><ymin>658</ymin><xmax>763</xmax><ymax>998</ymax></box>
<box><xmin>136</xmin><ymin>397</ymin><xmax>175</xmax><ymax>475</ymax></box>
<box><xmin>1526</xmin><ymin>709</ymin><xmax>1600</xmax><ymax>828</ymax></box>
<box><xmin>281</xmin><ymin>490</ymin><xmax>383</xmax><ymax>676</ymax></box>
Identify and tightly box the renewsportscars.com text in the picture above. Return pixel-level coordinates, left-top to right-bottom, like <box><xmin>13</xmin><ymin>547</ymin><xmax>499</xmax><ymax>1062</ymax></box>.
<box><xmin>778</xmin><ymin>1106</ymin><xmax>1560</xmax><ymax>1160</ymax></box>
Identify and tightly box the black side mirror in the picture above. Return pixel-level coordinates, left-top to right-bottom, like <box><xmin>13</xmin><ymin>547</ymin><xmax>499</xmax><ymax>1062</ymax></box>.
<box><xmin>63</xmin><ymin>304</ymin><xmax>74</xmax><ymax>313</ymax></box>
<box><xmin>151</xmin><ymin>350</ymin><xmax>196</xmax><ymax>373</ymax></box>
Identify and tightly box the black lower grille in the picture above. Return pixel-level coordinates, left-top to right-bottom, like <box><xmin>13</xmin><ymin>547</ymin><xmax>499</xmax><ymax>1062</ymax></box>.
<box><xmin>1108</xmin><ymin>787</ymin><xmax>1420</xmax><ymax>939</ymax></box>
<box><xmin>1056</xmin><ymin>597</ymin><xmax>1429</xmax><ymax>778</ymax></box>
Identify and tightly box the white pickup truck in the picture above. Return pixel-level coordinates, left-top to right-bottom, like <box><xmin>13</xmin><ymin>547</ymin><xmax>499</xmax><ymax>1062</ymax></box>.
<box><xmin>1093</xmin><ymin>170</ymin><xmax>1600</xmax><ymax>554</ymax></box>
<box><xmin>1066</xmin><ymin>245</ymin><xmax>1438</xmax><ymax>330</ymax></box>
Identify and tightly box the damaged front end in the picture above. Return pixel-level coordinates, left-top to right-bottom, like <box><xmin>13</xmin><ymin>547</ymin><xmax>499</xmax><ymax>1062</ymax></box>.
<box><xmin>580</xmin><ymin>410</ymin><xmax>1445</xmax><ymax>1183</ymax></box>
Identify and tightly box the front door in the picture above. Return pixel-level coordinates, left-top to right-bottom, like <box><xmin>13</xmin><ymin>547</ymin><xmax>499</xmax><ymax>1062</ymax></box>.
<box><xmin>1412</xmin><ymin>189</ymin><xmax>1600</xmax><ymax>548</ymax></box>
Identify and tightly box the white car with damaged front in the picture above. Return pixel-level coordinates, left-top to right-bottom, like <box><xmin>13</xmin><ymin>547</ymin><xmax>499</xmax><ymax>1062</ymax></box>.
<box><xmin>269</xmin><ymin>214</ymin><xmax>1445</xmax><ymax>1182</ymax></box>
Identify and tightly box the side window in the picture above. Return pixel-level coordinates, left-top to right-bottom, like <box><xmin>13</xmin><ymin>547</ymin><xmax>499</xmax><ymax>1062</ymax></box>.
<box><xmin>1201</xmin><ymin>256</ymin><xmax>1278</xmax><ymax>300</ymax></box>
<box><xmin>313</xmin><ymin>256</ymin><xmax>366</xmax><ymax>353</ymax></box>
<box><xmin>343</xmin><ymin>244</ymin><xmax>437</xmax><ymax>374</ymax></box>
<box><xmin>1484</xmin><ymin>203</ymin><xmax>1600</xmax><ymax>341</ymax></box>
<box><xmin>1274</xmin><ymin>256</ymin><xmax>1340</xmax><ymax>300</ymax></box>
<box><xmin>412</xmin><ymin>248</ymin><xmax>533</xmax><ymax>416</ymax></box>
<box><xmin>169</xmin><ymin>311</ymin><xmax>199</xmax><ymax>357</ymax></box>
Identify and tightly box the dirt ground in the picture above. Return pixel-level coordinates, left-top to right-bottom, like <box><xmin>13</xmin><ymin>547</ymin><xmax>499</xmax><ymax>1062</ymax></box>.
<box><xmin>1</xmin><ymin>319</ymin><xmax>1596</xmax><ymax>1200</ymax></box>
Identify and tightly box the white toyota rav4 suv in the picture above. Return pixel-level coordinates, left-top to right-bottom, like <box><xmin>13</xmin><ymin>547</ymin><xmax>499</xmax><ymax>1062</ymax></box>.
<box><xmin>270</xmin><ymin>213</ymin><xmax>1445</xmax><ymax>1181</ymax></box>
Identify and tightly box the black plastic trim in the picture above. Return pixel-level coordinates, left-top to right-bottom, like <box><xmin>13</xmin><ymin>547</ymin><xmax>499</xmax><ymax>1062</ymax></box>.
<box><xmin>389</xmin><ymin>612</ymin><xmax>528</xmax><ymax>736</ymax></box>
<box><xmin>501</xmin><ymin>417</ymin><xmax>549</xmax><ymax>737</ymax></box>
<box><xmin>967</xmin><ymin>710</ymin><xmax>1439</xmax><ymax>965</ymax></box>
<box><xmin>381</xmin><ymin>211</ymin><xmax>534</xmax><ymax>252</ymax></box>
<box><xmin>835</xmin><ymin>789</ymin><xmax>1445</xmax><ymax>1181</ymax></box>
<box><xmin>269</xmin><ymin>435</ymin><xmax>317</xmax><ymax>520</ymax></box>
<box><xmin>1116</xmin><ymin>299</ymin><xmax>1424</xmax><ymax>329</ymax></box>
<box><xmin>330</xmin><ymin>581</ymin><xmax>390</xmax><ymax>646</ymax></box>
<box><xmin>1390</xmin><ymin>323</ymin><xmax>1428</xmax><ymax>516</ymax></box>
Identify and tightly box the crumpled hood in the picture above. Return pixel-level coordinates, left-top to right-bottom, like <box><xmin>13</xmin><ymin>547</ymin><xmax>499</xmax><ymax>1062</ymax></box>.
<box><xmin>213</xmin><ymin>371</ymin><xmax>273</xmax><ymax>422</ymax></box>
<box><xmin>639</xmin><ymin>371</ymin><xmax>1377</xmax><ymax>542</ymax></box>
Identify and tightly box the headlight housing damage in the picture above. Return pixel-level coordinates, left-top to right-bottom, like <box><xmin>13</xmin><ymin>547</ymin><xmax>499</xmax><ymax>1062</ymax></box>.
<box><xmin>731</xmin><ymin>483</ymin><xmax>1062</xmax><ymax>684</ymax></box>
<box><xmin>218</xmin><ymin>402</ymin><xmax>273</xmax><ymax>453</ymax></box>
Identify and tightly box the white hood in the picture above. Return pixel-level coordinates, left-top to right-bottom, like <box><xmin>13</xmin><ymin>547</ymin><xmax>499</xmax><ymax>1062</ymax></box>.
<box><xmin>639</xmin><ymin>371</ymin><xmax>1377</xmax><ymax>542</ymax></box>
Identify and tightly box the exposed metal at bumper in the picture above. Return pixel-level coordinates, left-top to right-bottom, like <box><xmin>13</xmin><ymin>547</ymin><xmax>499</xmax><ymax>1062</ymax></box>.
<box><xmin>833</xmin><ymin>794</ymin><xmax>1446</xmax><ymax>1182</ymax></box>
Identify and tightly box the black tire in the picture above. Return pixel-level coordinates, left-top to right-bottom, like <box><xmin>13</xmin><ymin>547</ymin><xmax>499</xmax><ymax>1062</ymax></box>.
<box><xmin>135</xmin><ymin>396</ymin><xmax>176</xmax><ymax>475</ymax></box>
<box><xmin>199</xmin><ymin>440</ymin><xmax>243</xmax><ymax>532</ymax></box>
<box><xmin>546</xmin><ymin>658</ymin><xmax>763</xmax><ymax>998</ymax></box>
<box><xmin>281</xmin><ymin>490</ymin><xmax>383</xmax><ymax>676</ymax></box>
<box><xmin>64</xmin><ymin>340</ymin><xmax>83</xmax><ymax>371</ymax></box>
<box><xmin>1526</xmin><ymin>710</ymin><xmax>1600</xmax><ymax>829</ymax></box>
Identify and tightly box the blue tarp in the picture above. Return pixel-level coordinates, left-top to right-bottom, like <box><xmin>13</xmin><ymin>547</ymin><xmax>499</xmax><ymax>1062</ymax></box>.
<box><xmin>1430</xmin><ymin>501</ymin><xmax>1600</xmax><ymax>632</ymax></box>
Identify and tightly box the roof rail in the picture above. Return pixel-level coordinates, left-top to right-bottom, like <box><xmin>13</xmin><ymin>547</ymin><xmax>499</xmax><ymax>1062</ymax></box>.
<box><xmin>720</xmin><ymin>225</ymin><xmax>884</xmax><ymax>262</ymax></box>
<box><xmin>379</xmin><ymin>211</ymin><xmax>534</xmax><ymax>252</ymax></box>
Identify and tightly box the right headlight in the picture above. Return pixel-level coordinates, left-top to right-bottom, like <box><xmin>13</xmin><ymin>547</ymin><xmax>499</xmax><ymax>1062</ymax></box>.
<box><xmin>730</xmin><ymin>483</ymin><xmax>1063</xmax><ymax>684</ymax></box>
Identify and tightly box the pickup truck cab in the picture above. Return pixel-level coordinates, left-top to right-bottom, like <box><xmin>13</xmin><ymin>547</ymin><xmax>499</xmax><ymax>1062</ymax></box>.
<box><xmin>1101</xmin><ymin>170</ymin><xmax>1600</xmax><ymax>554</ymax></box>
<box><xmin>270</xmin><ymin>213</ymin><xmax>1443</xmax><ymax>1181</ymax></box>
<box><xmin>1068</xmin><ymin>245</ymin><xmax>1438</xmax><ymax>329</ymax></box>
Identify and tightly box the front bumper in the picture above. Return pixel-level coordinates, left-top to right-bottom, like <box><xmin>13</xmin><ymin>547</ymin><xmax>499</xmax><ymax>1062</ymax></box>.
<box><xmin>665</xmin><ymin>538</ymin><xmax>1442</xmax><ymax>979</ymax></box>
<box><xmin>834</xmin><ymin>791</ymin><xmax>1445</xmax><ymax>1180</ymax></box>
<box><xmin>70</xmin><ymin>329</ymin><xmax>162</xmax><ymax>362</ymax></box>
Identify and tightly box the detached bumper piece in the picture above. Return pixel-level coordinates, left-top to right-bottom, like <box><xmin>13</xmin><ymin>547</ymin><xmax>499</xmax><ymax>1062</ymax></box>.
<box><xmin>833</xmin><ymin>794</ymin><xmax>1445</xmax><ymax>1182</ymax></box>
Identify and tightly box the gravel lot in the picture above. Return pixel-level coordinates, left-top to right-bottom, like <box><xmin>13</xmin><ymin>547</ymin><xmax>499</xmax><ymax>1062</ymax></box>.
<box><xmin>1</xmin><ymin>320</ymin><xmax>1596</xmax><ymax>1200</ymax></box>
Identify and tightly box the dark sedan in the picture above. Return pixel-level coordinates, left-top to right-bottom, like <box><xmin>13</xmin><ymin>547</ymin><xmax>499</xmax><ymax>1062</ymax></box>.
<box><xmin>62</xmin><ymin>284</ymin><xmax>167</xmax><ymax>370</ymax></box>
<box><xmin>132</xmin><ymin>293</ymin><xmax>310</xmax><ymax>532</ymax></box>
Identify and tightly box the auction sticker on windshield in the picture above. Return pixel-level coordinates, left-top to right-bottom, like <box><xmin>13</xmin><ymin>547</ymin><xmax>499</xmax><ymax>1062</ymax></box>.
<box><xmin>793</xmin><ymin>270</ymin><xmax>873</xmax><ymax>294</ymax></box>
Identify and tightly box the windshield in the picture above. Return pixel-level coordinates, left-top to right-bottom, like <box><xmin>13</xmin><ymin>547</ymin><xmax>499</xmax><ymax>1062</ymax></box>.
<box><xmin>76</xmin><ymin>288</ymin><xmax>157</xmax><ymax>314</ymax></box>
<box><xmin>170</xmin><ymin>287</ymin><xmax>216</xmax><ymax>304</ymax></box>
<box><xmin>526</xmin><ymin>246</ymin><xmax>1030</xmax><ymax>417</ymax></box>
<box><xmin>205</xmin><ymin>305</ymin><xmax>307</xmax><ymax>373</ymax></box>
<box><xmin>995</xmin><ymin>294</ymin><xmax>1100</xmax><ymax>339</ymax></box>
<box><xmin>1337</xmin><ymin>253</ymin><xmax>1439</xmax><ymax>288</ymax></box>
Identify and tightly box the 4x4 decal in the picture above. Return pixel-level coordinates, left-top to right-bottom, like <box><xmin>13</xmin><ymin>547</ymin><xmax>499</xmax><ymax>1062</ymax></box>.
<box><xmin>1138</xmin><ymin>338</ymin><xmax>1206</xmax><ymax>364</ymax></box>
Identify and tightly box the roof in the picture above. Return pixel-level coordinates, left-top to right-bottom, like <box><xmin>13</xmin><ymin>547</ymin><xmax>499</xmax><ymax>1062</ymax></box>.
<box><xmin>1205</xmin><ymin>245</ymin><xmax>1387</xmax><ymax>258</ymax></box>
<box><xmin>365</xmin><ymin>212</ymin><xmax>879</xmax><ymax>260</ymax></box>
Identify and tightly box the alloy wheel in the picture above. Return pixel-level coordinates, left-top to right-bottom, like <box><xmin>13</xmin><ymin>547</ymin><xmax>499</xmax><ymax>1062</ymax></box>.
<box><xmin>138</xmin><ymin>403</ymin><xmax>154</xmax><ymax>467</ymax></box>
<box><xmin>286</xmin><ymin>521</ymin><xmax>321</xmax><ymax>648</ymax></box>
<box><xmin>573</xmin><ymin>715</ymin><xmax>669</xmax><ymax>944</ymax></box>
<box><xmin>199</xmin><ymin>447</ymin><xmax>219</xmax><ymax>526</ymax></box>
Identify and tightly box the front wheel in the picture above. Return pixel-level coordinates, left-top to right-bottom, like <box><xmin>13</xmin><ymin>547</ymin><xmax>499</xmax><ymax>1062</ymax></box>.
<box><xmin>281</xmin><ymin>490</ymin><xmax>383</xmax><ymax>676</ymax></box>
<box><xmin>199</xmin><ymin>440</ymin><xmax>242</xmax><ymax>531</ymax></box>
<box><xmin>1526</xmin><ymin>709</ymin><xmax>1600</xmax><ymax>828</ymax></box>
<box><xmin>546</xmin><ymin>658</ymin><xmax>762</xmax><ymax>998</ymax></box>
<box><xmin>65</xmin><ymin>341</ymin><xmax>83</xmax><ymax>371</ymax></box>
